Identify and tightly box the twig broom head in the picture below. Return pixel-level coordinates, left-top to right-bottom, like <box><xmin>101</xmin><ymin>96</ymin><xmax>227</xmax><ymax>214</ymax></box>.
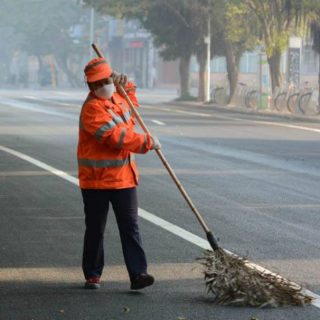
<box><xmin>198</xmin><ymin>248</ymin><xmax>313</xmax><ymax>308</ymax></box>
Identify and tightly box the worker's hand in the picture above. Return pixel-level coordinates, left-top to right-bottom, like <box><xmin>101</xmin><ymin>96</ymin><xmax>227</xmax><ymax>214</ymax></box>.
<box><xmin>150</xmin><ymin>135</ymin><xmax>161</xmax><ymax>150</ymax></box>
<box><xmin>113</xmin><ymin>71</ymin><xmax>128</xmax><ymax>88</ymax></box>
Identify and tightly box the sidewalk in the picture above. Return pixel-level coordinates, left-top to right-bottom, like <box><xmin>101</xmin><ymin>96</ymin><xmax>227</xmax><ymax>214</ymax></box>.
<box><xmin>165</xmin><ymin>100</ymin><xmax>320</xmax><ymax>124</ymax></box>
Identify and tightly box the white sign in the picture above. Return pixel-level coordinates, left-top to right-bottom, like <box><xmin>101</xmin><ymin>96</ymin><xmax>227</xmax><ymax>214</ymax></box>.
<box><xmin>289</xmin><ymin>37</ymin><xmax>302</xmax><ymax>49</ymax></box>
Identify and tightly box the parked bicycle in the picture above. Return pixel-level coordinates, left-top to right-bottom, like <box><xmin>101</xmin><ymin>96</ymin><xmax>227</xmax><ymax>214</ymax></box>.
<box><xmin>245</xmin><ymin>89</ymin><xmax>260</xmax><ymax>109</ymax></box>
<box><xmin>299</xmin><ymin>87</ymin><xmax>320</xmax><ymax>115</ymax></box>
<box><xmin>274</xmin><ymin>88</ymin><xmax>288</xmax><ymax>112</ymax></box>
<box><xmin>286</xmin><ymin>90</ymin><xmax>300</xmax><ymax>113</ymax></box>
<box><xmin>286</xmin><ymin>82</ymin><xmax>312</xmax><ymax>114</ymax></box>
<box><xmin>211</xmin><ymin>86</ymin><xmax>224</xmax><ymax>104</ymax></box>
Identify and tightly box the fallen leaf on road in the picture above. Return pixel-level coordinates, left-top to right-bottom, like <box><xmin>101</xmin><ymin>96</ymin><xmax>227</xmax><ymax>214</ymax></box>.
<box><xmin>250</xmin><ymin>317</ymin><xmax>258</xmax><ymax>320</ymax></box>
<box><xmin>59</xmin><ymin>310</ymin><xmax>64</xmax><ymax>313</ymax></box>
<box><xmin>178</xmin><ymin>317</ymin><xmax>188</xmax><ymax>320</ymax></box>
<box><xmin>124</xmin><ymin>307</ymin><xmax>131</xmax><ymax>313</ymax></box>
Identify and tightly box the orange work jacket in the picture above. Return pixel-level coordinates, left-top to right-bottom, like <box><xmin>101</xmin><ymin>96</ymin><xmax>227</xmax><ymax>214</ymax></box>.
<box><xmin>77</xmin><ymin>82</ymin><xmax>151</xmax><ymax>189</ymax></box>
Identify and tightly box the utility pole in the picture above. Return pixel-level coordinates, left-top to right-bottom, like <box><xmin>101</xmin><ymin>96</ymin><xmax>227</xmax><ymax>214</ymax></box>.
<box><xmin>89</xmin><ymin>8</ymin><xmax>95</xmax><ymax>60</ymax></box>
<box><xmin>205</xmin><ymin>18</ymin><xmax>211</xmax><ymax>102</ymax></box>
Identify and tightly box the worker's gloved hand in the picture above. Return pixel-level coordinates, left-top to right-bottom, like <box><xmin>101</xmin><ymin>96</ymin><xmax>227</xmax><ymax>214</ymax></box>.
<box><xmin>150</xmin><ymin>135</ymin><xmax>161</xmax><ymax>150</ymax></box>
<box><xmin>113</xmin><ymin>71</ymin><xmax>128</xmax><ymax>88</ymax></box>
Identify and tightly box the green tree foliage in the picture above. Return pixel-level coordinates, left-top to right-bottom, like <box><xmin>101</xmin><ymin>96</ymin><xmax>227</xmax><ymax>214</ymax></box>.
<box><xmin>311</xmin><ymin>20</ymin><xmax>320</xmax><ymax>56</ymax></box>
<box><xmin>0</xmin><ymin>0</ymin><xmax>87</xmax><ymax>86</ymax></box>
<box><xmin>309</xmin><ymin>0</ymin><xmax>320</xmax><ymax>108</ymax></box>
<box><xmin>141</xmin><ymin>1</ymin><xmax>197</xmax><ymax>99</ymax></box>
<box><xmin>241</xmin><ymin>0</ymin><xmax>313</xmax><ymax>91</ymax></box>
<box><xmin>84</xmin><ymin>0</ymin><xmax>198</xmax><ymax>99</ymax></box>
<box><xmin>84</xmin><ymin>0</ymin><xmax>259</xmax><ymax>101</ymax></box>
<box><xmin>310</xmin><ymin>19</ymin><xmax>320</xmax><ymax>108</ymax></box>
<box><xmin>210</xmin><ymin>1</ymin><xmax>260</xmax><ymax>101</ymax></box>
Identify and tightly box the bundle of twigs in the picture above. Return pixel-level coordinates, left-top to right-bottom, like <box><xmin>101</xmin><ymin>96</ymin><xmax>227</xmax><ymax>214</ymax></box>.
<box><xmin>198</xmin><ymin>249</ymin><xmax>313</xmax><ymax>307</ymax></box>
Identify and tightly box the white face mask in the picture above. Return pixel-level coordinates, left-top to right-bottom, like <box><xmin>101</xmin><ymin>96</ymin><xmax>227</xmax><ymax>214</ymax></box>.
<box><xmin>94</xmin><ymin>84</ymin><xmax>114</xmax><ymax>100</ymax></box>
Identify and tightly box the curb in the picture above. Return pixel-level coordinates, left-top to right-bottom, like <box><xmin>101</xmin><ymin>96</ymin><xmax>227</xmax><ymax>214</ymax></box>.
<box><xmin>164</xmin><ymin>100</ymin><xmax>320</xmax><ymax>124</ymax></box>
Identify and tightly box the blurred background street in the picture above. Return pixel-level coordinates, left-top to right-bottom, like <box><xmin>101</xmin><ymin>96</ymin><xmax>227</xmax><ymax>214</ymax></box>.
<box><xmin>1</xmin><ymin>0</ymin><xmax>320</xmax><ymax>319</ymax></box>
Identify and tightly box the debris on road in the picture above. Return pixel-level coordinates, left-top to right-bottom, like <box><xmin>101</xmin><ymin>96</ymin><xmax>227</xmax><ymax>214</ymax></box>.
<box><xmin>124</xmin><ymin>307</ymin><xmax>131</xmax><ymax>313</ymax></box>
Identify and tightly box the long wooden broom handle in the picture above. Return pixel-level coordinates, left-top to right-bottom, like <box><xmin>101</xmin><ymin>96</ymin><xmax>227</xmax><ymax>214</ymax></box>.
<box><xmin>91</xmin><ymin>43</ymin><xmax>211</xmax><ymax>234</ymax></box>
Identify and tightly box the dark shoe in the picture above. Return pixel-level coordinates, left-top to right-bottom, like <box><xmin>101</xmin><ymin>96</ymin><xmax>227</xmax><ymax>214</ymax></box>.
<box><xmin>130</xmin><ymin>274</ymin><xmax>154</xmax><ymax>290</ymax></box>
<box><xmin>85</xmin><ymin>277</ymin><xmax>100</xmax><ymax>289</ymax></box>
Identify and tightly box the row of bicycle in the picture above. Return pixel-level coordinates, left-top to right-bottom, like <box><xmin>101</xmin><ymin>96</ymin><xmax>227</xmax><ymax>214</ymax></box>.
<box><xmin>211</xmin><ymin>83</ymin><xmax>320</xmax><ymax>116</ymax></box>
<box><xmin>271</xmin><ymin>84</ymin><xmax>319</xmax><ymax>115</ymax></box>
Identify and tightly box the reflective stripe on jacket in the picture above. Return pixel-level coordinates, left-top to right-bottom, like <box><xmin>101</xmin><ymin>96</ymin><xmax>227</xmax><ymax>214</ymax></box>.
<box><xmin>77</xmin><ymin>82</ymin><xmax>151</xmax><ymax>189</ymax></box>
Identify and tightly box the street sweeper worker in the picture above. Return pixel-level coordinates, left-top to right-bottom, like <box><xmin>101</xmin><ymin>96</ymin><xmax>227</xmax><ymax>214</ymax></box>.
<box><xmin>77</xmin><ymin>57</ymin><xmax>161</xmax><ymax>290</ymax></box>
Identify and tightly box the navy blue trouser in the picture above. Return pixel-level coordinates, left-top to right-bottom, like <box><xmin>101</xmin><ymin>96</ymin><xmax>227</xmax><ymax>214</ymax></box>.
<box><xmin>81</xmin><ymin>187</ymin><xmax>147</xmax><ymax>281</ymax></box>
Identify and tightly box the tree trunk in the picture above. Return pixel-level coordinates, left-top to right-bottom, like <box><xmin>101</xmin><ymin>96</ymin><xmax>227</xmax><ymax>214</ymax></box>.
<box><xmin>55</xmin><ymin>55</ymin><xmax>81</xmax><ymax>88</ymax></box>
<box><xmin>197</xmin><ymin>44</ymin><xmax>207</xmax><ymax>102</ymax></box>
<box><xmin>179</xmin><ymin>54</ymin><xmax>191</xmax><ymax>99</ymax></box>
<box><xmin>224</xmin><ymin>40</ymin><xmax>239</xmax><ymax>103</ymax></box>
<box><xmin>268</xmin><ymin>50</ymin><xmax>283</xmax><ymax>93</ymax></box>
<box><xmin>36</xmin><ymin>55</ymin><xmax>43</xmax><ymax>85</ymax></box>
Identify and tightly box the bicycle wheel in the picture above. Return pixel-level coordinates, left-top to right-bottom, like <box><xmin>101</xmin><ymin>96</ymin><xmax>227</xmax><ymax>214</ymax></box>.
<box><xmin>287</xmin><ymin>93</ymin><xmax>300</xmax><ymax>113</ymax></box>
<box><xmin>210</xmin><ymin>88</ymin><xmax>217</xmax><ymax>102</ymax></box>
<box><xmin>244</xmin><ymin>91</ymin><xmax>251</xmax><ymax>108</ymax></box>
<box><xmin>213</xmin><ymin>87</ymin><xmax>223</xmax><ymax>104</ymax></box>
<box><xmin>245</xmin><ymin>91</ymin><xmax>257</xmax><ymax>109</ymax></box>
<box><xmin>274</xmin><ymin>92</ymin><xmax>287</xmax><ymax>112</ymax></box>
<box><xmin>305</xmin><ymin>91</ymin><xmax>320</xmax><ymax>116</ymax></box>
<box><xmin>298</xmin><ymin>92</ymin><xmax>312</xmax><ymax>114</ymax></box>
<box><xmin>249</xmin><ymin>91</ymin><xmax>259</xmax><ymax>109</ymax></box>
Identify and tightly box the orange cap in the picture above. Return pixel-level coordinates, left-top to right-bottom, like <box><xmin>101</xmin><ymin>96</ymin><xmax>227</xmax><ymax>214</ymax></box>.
<box><xmin>84</xmin><ymin>58</ymin><xmax>112</xmax><ymax>83</ymax></box>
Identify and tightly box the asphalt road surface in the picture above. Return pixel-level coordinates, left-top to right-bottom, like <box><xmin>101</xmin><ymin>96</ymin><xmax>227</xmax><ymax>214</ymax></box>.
<box><xmin>1</xmin><ymin>88</ymin><xmax>320</xmax><ymax>320</ymax></box>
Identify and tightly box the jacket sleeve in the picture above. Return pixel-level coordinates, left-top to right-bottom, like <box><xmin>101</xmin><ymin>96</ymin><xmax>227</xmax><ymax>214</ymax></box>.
<box><xmin>117</xmin><ymin>81</ymin><xmax>139</xmax><ymax>108</ymax></box>
<box><xmin>81</xmin><ymin>101</ymin><xmax>151</xmax><ymax>154</ymax></box>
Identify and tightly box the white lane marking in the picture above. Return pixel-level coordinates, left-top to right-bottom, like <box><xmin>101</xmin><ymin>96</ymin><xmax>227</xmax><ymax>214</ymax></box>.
<box><xmin>0</xmin><ymin>144</ymin><xmax>319</xmax><ymax>308</ymax></box>
<box><xmin>6</xmin><ymin>97</ymin><xmax>320</xmax><ymax>134</ymax></box>
<box><xmin>151</xmin><ymin>120</ymin><xmax>166</xmax><ymax>126</ymax></box>
<box><xmin>24</xmin><ymin>96</ymin><xmax>39</xmax><ymax>100</ymax></box>
<box><xmin>58</xmin><ymin>102</ymin><xmax>79</xmax><ymax>107</ymax></box>
<box><xmin>55</xmin><ymin>92</ymin><xmax>76</xmax><ymax>96</ymax></box>
<box><xmin>144</xmin><ymin>105</ymin><xmax>320</xmax><ymax>134</ymax></box>
<box><xmin>0</xmin><ymin>145</ymin><xmax>78</xmax><ymax>185</ymax></box>
<box><xmin>144</xmin><ymin>105</ymin><xmax>211</xmax><ymax>118</ymax></box>
<box><xmin>234</xmin><ymin>117</ymin><xmax>320</xmax><ymax>134</ymax></box>
<box><xmin>24</xmin><ymin>96</ymin><xmax>78</xmax><ymax>108</ymax></box>
<box><xmin>1</xmin><ymin>98</ymin><xmax>78</xmax><ymax>120</ymax></box>
<box><xmin>138</xmin><ymin>208</ymin><xmax>211</xmax><ymax>250</ymax></box>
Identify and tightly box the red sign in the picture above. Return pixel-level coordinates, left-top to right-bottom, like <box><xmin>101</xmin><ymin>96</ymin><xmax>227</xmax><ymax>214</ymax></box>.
<box><xmin>130</xmin><ymin>42</ymin><xmax>144</xmax><ymax>48</ymax></box>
